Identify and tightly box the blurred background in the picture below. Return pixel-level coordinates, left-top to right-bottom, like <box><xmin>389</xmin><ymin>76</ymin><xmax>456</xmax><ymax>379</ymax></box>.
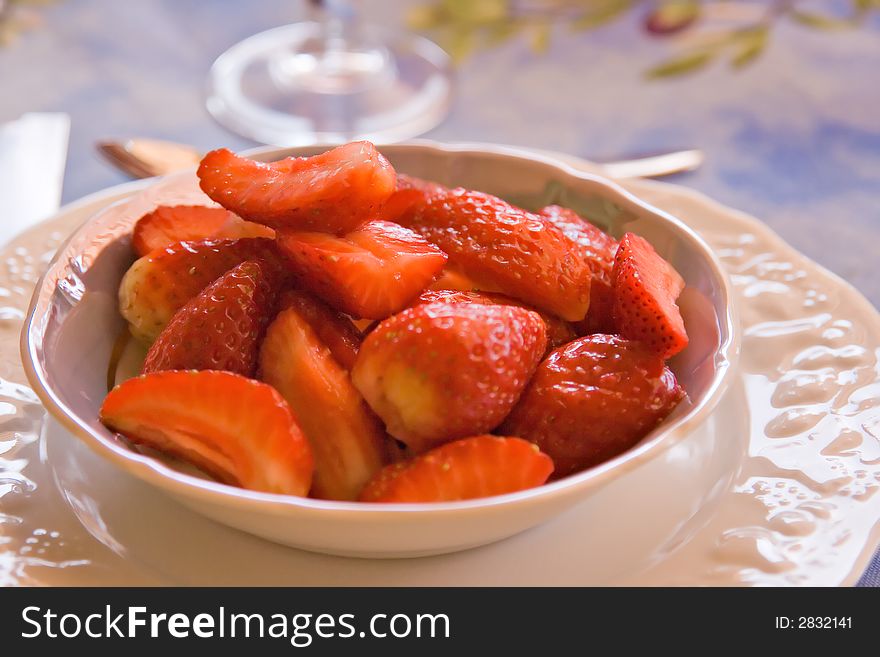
<box><xmin>0</xmin><ymin>0</ymin><xmax>878</xmax><ymax>304</ymax></box>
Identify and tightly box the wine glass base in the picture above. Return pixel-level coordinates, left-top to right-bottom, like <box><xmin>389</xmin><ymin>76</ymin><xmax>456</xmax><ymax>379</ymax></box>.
<box><xmin>206</xmin><ymin>22</ymin><xmax>453</xmax><ymax>146</ymax></box>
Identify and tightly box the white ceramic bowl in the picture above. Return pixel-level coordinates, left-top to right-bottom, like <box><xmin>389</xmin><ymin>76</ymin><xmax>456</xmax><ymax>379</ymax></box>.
<box><xmin>21</xmin><ymin>142</ymin><xmax>737</xmax><ymax>558</ymax></box>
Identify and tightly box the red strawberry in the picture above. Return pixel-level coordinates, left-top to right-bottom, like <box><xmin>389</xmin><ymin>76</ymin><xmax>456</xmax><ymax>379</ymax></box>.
<box><xmin>277</xmin><ymin>289</ymin><xmax>362</xmax><ymax>371</ymax></box>
<box><xmin>501</xmin><ymin>334</ymin><xmax>684</xmax><ymax>477</ymax></box>
<box><xmin>359</xmin><ymin>435</ymin><xmax>553</xmax><ymax>503</ymax></box>
<box><xmin>414</xmin><ymin>289</ymin><xmax>577</xmax><ymax>353</ymax></box>
<box><xmin>351</xmin><ymin>302</ymin><xmax>547</xmax><ymax>453</ymax></box>
<box><xmin>378</xmin><ymin>173</ymin><xmax>447</xmax><ymax>223</ymax></box>
<box><xmin>540</xmin><ymin>205</ymin><xmax>618</xmax><ymax>334</ymax></box>
<box><xmin>427</xmin><ymin>266</ymin><xmax>490</xmax><ymax>293</ymax></box>
<box><xmin>396</xmin><ymin>189</ymin><xmax>592</xmax><ymax>321</ymax></box>
<box><xmin>118</xmin><ymin>237</ymin><xmax>283</xmax><ymax>343</ymax></box>
<box><xmin>142</xmin><ymin>260</ymin><xmax>280</xmax><ymax>377</ymax></box>
<box><xmin>276</xmin><ymin>219</ymin><xmax>447</xmax><ymax>320</ymax></box>
<box><xmin>612</xmin><ymin>232</ymin><xmax>688</xmax><ymax>358</ymax></box>
<box><xmin>259</xmin><ymin>301</ymin><xmax>386</xmax><ymax>500</ymax></box>
<box><xmin>132</xmin><ymin>205</ymin><xmax>275</xmax><ymax>257</ymax></box>
<box><xmin>197</xmin><ymin>142</ymin><xmax>396</xmax><ymax>234</ymax></box>
<box><xmin>100</xmin><ymin>370</ymin><xmax>313</xmax><ymax>496</ymax></box>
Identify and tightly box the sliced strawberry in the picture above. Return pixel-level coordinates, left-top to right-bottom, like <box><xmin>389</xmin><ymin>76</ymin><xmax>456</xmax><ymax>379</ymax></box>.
<box><xmin>427</xmin><ymin>266</ymin><xmax>488</xmax><ymax>293</ymax></box>
<box><xmin>378</xmin><ymin>173</ymin><xmax>447</xmax><ymax>223</ymax></box>
<box><xmin>352</xmin><ymin>302</ymin><xmax>547</xmax><ymax>453</ymax></box>
<box><xmin>540</xmin><ymin>205</ymin><xmax>618</xmax><ymax>334</ymax></box>
<box><xmin>359</xmin><ymin>435</ymin><xmax>553</xmax><ymax>503</ymax></box>
<box><xmin>132</xmin><ymin>205</ymin><xmax>275</xmax><ymax>257</ymax></box>
<box><xmin>414</xmin><ymin>289</ymin><xmax>576</xmax><ymax>353</ymax></box>
<box><xmin>276</xmin><ymin>219</ymin><xmax>447</xmax><ymax>320</ymax></box>
<box><xmin>142</xmin><ymin>260</ymin><xmax>280</xmax><ymax>377</ymax></box>
<box><xmin>396</xmin><ymin>189</ymin><xmax>592</xmax><ymax>321</ymax></box>
<box><xmin>118</xmin><ymin>237</ymin><xmax>283</xmax><ymax>343</ymax></box>
<box><xmin>100</xmin><ymin>370</ymin><xmax>313</xmax><ymax>496</ymax></box>
<box><xmin>501</xmin><ymin>334</ymin><xmax>684</xmax><ymax>477</ymax></box>
<box><xmin>259</xmin><ymin>303</ymin><xmax>386</xmax><ymax>500</ymax></box>
<box><xmin>197</xmin><ymin>142</ymin><xmax>396</xmax><ymax>234</ymax></box>
<box><xmin>277</xmin><ymin>289</ymin><xmax>362</xmax><ymax>371</ymax></box>
<box><xmin>612</xmin><ymin>232</ymin><xmax>688</xmax><ymax>358</ymax></box>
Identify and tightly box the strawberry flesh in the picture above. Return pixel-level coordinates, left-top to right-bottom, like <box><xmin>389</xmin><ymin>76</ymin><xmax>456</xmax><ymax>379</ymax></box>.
<box><xmin>359</xmin><ymin>435</ymin><xmax>553</xmax><ymax>503</ymax></box>
<box><xmin>197</xmin><ymin>142</ymin><xmax>396</xmax><ymax>234</ymax></box>
<box><xmin>132</xmin><ymin>205</ymin><xmax>274</xmax><ymax>257</ymax></box>
<box><xmin>276</xmin><ymin>219</ymin><xmax>447</xmax><ymax>320</ymax></box>
<box><xmin>259</xmin><ymin>302</ymin><xmax>386</xmax><ymax>500</ymax></box>
<box><xmin>277</xmin><ymin>289</ymin><xmax>362</xmax><ymax>371</ymax></box>
<box><xmin>612</xmin><ymin>232</ymin><xmax>688</xmax><ymax>358</ymax></box>
<box><xmin>352</xmin><ymin>301</ymin><xmax>547</xmax><ymax>453</ymax></box>
<box><xmin>100</xmin><ymin>370</ymin><xmax>314</xmax><ymax>496</ymax></box>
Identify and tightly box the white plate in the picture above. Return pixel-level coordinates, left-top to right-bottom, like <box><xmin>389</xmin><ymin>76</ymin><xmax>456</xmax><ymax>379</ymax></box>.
<box><xmin>1</xmin><ymin>152</ymin><xmax>878</xmax><ymax>585</ymax></box>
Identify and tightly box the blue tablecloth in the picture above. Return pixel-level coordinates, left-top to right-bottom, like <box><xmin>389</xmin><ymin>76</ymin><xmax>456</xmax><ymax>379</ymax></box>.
<box><xmin>0</xmin><ymin>0</ymin><xmax>877</xmax><ymax>585</ymax></box>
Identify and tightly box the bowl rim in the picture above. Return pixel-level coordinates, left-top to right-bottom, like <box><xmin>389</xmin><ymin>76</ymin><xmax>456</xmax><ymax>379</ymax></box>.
<box><xmin>20</xmin><ymin>140</ymin><xmax>739</xmax><ymax>516</ymax></box>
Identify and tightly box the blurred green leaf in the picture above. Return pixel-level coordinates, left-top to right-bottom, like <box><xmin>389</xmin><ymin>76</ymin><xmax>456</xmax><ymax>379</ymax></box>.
<box><xmin>441</xmin><ymin>0</ymin><xmax>509</xmax><ymax>25</ymax></box>
<box><xmin>730</xmin><ymin>26</ymin><xmax>768</xmax><ymax>68</ymax></box>
<box><xmin>407</xmin><ymin>5</ymin><xmax>443</xmax><ymax>30</ymax></box>
<box><xmin>646</xmin><ymin>50</ymin><xmax>714</xmax><ymax>78</ymax></box>
<box><xmin>789</xmin><ymin>10</ymin><xmax>856</xmax><ymax>30</ymax></box>
<box><xmin>854</xmin><ymin>0</ymin><xmax>880</xmax><ymax>11</ymax></box>
<box><xmin>485</xmin><ymin>21</ymin><xmax>521</xmax><ymax>46</ymax></box>
<box><xmin>529</xmin><ymin>21</ymin><xmax>552</xmax><ymax>54</ymax></box>
<box><xmin>445</xmin><ymin>26</ymin><xmax>478</xmax><ymax>62</ymax></box>
<box><xmin>571</xmin><ymin>0</ymin><xmax>632</xmax><ymax>30</ymax></box>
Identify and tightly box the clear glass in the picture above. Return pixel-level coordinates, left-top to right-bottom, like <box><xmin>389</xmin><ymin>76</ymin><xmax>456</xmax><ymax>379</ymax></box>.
<box><xmin>205</xmin><ymin>1</ymin><xmax>453</xmax><ymax>146</ymax></box>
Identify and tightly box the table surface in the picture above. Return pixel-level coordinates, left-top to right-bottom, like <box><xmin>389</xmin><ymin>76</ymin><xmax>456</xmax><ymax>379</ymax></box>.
<box><xmin>1</xmin><ymin>0</ymin><xmax>878</xmax><ymax>585</ymax></box>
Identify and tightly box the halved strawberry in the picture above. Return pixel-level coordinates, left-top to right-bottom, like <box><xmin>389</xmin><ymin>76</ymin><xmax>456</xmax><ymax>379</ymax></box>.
<box><xmin>540</xmin><ymin>205</ymin><xmax>618</xmax><ymax>334</ymax></box>
<box><xmin>352</xmin><ymin>302</ymin><xmax>547</xmax><ymax>453</ymax></box>
<box><xmin>197</xmin><ymin>142</ymin><xmax>396</xmax><ymax>234</ymax></box>
<box><xmin>277</xmin><ymin>289</ymin><xmax>362</xmax><ymax>371</ymax></box>
<box><xmin>142</xmin><ymin>260</ymin><xmax>280</xmax><ymax>377</ymax></box>
<box><xmin>414</xmin><ymin>289</ymin><xmax>577</xmax><ymax>353</ymax></box>
<box><xmin>396</xmin><ymin>188</ymin><xmax>592</xmax><ymax>321</ymax></box>
<box><xmin>612</xmin><ymin>232</ymin><xmax>688</xmax><ymax>358</ymax></box>
<box><xmin>259</xmin><ymin>302</ymin><xmax>386</xmax><ymax>500</ymax></box>
<box><xmin>359</xmin><ymin>435</ymin><xmax>553</xmax><ymax>503</ymax></box>
<box><xmin>100</xmin><ymin>370</ymin><xmax>313</xmax><ymax>496</ymax></box>
<box><xmin>118</xmin><ymin>237</ymin><xmax>283</xmax><ymax>343</ymax></box>
<box><xmin>501</xmin><ymin>334</ymin><xmax>684</xmax><ymax>476</ymax></box>
<box><xmin>276</xmin><ymin>219</ymin><xmax>447</xmax><ymax>320</ymax></box>
<box><xmin>131</xmin><ymin>205</ymin><xmax>275</xmax><ymax>257</ymax></box>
